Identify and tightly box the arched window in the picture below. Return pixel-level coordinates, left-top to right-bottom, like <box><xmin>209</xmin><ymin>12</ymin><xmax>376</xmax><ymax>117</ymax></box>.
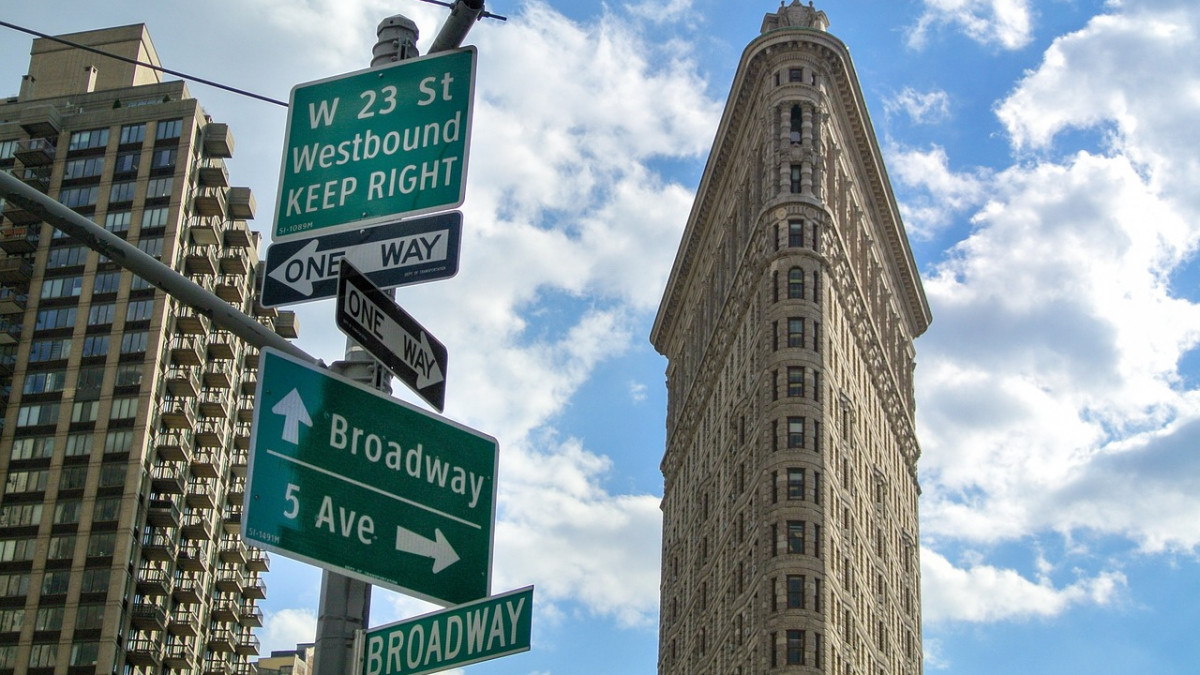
<box><xmin>788</xmin><ymin>267</ymin><xmax>805</xmax><ymax>299</ymax></box>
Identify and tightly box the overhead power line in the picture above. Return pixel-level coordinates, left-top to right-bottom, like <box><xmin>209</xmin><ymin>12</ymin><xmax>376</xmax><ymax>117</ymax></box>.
<box><xmin>0</xmin><ymin>19</ymin><xmax>288</xmax><ymax>107</ymax></box>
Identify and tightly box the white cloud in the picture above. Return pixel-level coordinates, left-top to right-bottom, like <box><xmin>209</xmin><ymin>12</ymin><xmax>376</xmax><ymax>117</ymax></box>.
<box><xmin>917</xmin><ymin>0</ymin><xmax>1200</xmax><ymax>577</ymax></box>
<box><xmin>921</xmin><ymin>549</ymin><xmax>1125</xmax><ymax>623</ymax></box>
<box><xmin>908</xmin><ymin>0</ymin><xmax>1035</xmax><ymax>50</ymax></box>
<box><xmin>887</xmin><ymin>144</ymin><xmax>989</xmax><ymax>237</ymax></box>
<box><xmin>260</xmin><ymin>608</ymin><xmax>317</xmax><ymax>655</ymax></box>
<box><xmin>885</xmin><ymin>87</ymin><xmax>951</xmax><ymax>124</ymax></box>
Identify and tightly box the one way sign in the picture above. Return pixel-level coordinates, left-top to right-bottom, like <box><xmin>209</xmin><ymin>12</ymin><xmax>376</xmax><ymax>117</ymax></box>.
<box><xmin>336</xmin><ymin>261</ymin><xmax>448</xmax><ymax>411</ymax></box>
<box><xmin>261</xmin><ymin>211</ymin><xmax>462</xmax><ymax>307</ymax></box>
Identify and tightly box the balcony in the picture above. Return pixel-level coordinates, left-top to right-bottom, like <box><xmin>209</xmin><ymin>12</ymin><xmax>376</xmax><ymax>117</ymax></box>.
<box><xmin>14</xmin><ymin>137</ymin><xmax>56</xmax><ymax>165</ymax></box>
<box><xmin>155</xmin><ymin>429</ymin><xmax>193</xmax><ymax>462</ymax></box>
<box><xmin>237</xmin><ymin>398</ymin><xmax>254</xmax><ymax>424</ymax></box>
<box><xmin>208</xmin><ymin>331</ymin><xmax>236</xmax><ymax>360</ymax></box>
<box><xmin>167</xmin><ymin>366</ymin><xmax>201</xmax><ymax>397</ymax></box>
<box><xmin>175</xmin><ymin>307</ymin><xmax>211</xmax><ymax>335</ymax></box>
<box><xmin>241</xmin><ymin>576</ymin><xmax>266</xmax><ymax>600</ymax></box>
<box><xmin>162</xmin><ymin>638</ymin><xmax>192</xmax><ymax>668</ymax></box>
<box><xmin>204</xmin><ymin>360</ymin><xmax>234</xmax><ymax>389</ymax></box>
<box><xmin>152</xmin><ymin>464</ymin><xmax>186</xmax><ymax>494</ymax></box>
<box><xmin>245</xmin><ymin>548</ymin><xmax>269</xmax><ymax>573</ymax></box>
<box><xmin>0</xmin><ymin>317</ymin><xmax>22</xmax><ymax>345</ymax></box>
<box><xmin>272</xmin><ymin>310</ymin><xmax>299</xmax><ymax>339</ymax></box>
<box><xmin>198</xmin><ymin>163</ymin><xmax>230</xmax><ymax>188</ymax></box>
<box><xmin>190</xmin><ymin>448</ymin><xmax>220</xmax><ymax>478</ymax></box>
<box><xmin>204</xmin><ymin>657</ymin><xmax>234</xmax><ymax>675</ymax></box>
<box><xmin>173</xmin><ymin>575</ymin><xmax>203</xmax><ymax>604</ymax></box>
<box><xmin>235</xmin><ymin>632</ymin><xmax>260</xmax><ymax>656</ymax></box>
<box><xmin>126</xmin><ymin>637</ymin><xmax>161</xmax><ymax>667</ymax></box>
<box><xmin>214</xmin><ymin>277</ymin><xmax>245</xmax><ymax>305</ymax></box>
<box><xmin>171</xmin><ymin>337</ymin><xmax>205</xmax><ymax>366</ymax></box>
<box><xmin>198</xmin><ymin>395</ymin><xmax>229</xmax><ymax>420</ymax></box>
<box><xmin>220</xmin><ymin>536</ymin><xmax>247</xmax><ymax>564</ymax></box>
<box><xmin>208</xmin><ymin>628</ymin><xmax>236</xmax><ymax>653</ymax></box>
<box><xmin>181</xmin><ymin>512</ymin><xmax>214</xmax><ymax>541</ymax></box>
<box><xmin>190</xmin><ymin>218</ymin><xmax>220</xmax><ymax>247</ymax></box>
<box><xmin>240</xmin><ymin>604</ymin><xmax>264</xmax><ymax>627</ymax></box>
<box><xmin>211</xmin><ymin>598</ymin><xmax>240</xmax><ymax>623</ymax></box>
<box><xmin>16</xmin><ymin>166</ymin><xmax>50</xmax><ymax>192</ymax></box>
<box><xmin>227</xmin><ymin>187</ymin><xmax>255</xmax><ymax>219</ymax></box>
<box><xmin>0</xmin><ymin>257</ymin><xmax>33</xmax><ymax>284</ymax></box>
<box><xmin>176</xmin><ymin>544</ymin><xmax>208</xmax><ymax>573</ymax></box>
<box><xmin>193</xmin><ymin>190</ymin><xmax>226</xmax><ymax>219</ymax></box>
<box><xmin>234</xmin><ymin>662</ymin><xmax>258</xmax><ymax>675</ymax></box>
<box><xmin>142</xmin><ymin>531</ymin><xmax>179</xmax><ymax>562</ymax></box>
<box><xmin>17</xmin><ymin>104</ymin><xmax>62</xmax><ymax>138</ymax></box>
<box><xmin>160</xmin><ymin>402</ymin><xmax>196</xmax><ymax>431</ymax></box>
<box><xmin>222</xmin><ymin>507</ymin><xmax>242</xmax><ymax>534</ymax></box>
<box><xmin>0</xmin><ymin>225</ymin><xmax>39</xmax><ymax>254</ymax></box>
<box><xmin>185</xmin><ymin>246</ymin><xmax>219</xmax><ymax>277</ymax></box>
<box><xmin>0</xmin><ymin>287</ymin><xmax>26</xmax><ymax>314</ymax></box>
<box><xmin>220</xmin><ymin>249</ymin><xmax>251</xmax><ymax>276</ymax></box>
<box><xmin>136</xmin><ymin>566</ymin><xmax>170</xmax><ymax>596</ymax></box>
<box><xmin>187</xmin><ymin>479</ymin><xmax>218</xmax><ymax>510</ymax></box>
<box><xmin>0</xmin><ymin>350</ymin><xmax>14</xmax><ymax>376</ymax></box>
<box><xmin>147</xmin><ymin>497</ymin><xmax>182</xmax><ymax>528</ymax></box>
<box><xmin>215</xmin><ymin>568</ymin><xmax>243</xmax><ymax>594</ymax></box>
<box><xmin>131</xmin><ymin>601</ymin><xmax>169</xmax><ymax>631</ymax></box>
<box><xmin>230</xmin><ymin>448</ymin><xmax>248</xmax><ymax>478</ymax></box>
<box><xmin>227</xmin><ymin>478</ymin><xmax>245</xmax><ymax>506</ymax></box>
<box><xmin>224</xmin><ymin>220</ymin><xmax>253</xmax><ymax>248</ymax></box>
<box><xmin>204</xmin><ymin>122</ymin><xmax>234</xmax><ymax>158</ymax></box>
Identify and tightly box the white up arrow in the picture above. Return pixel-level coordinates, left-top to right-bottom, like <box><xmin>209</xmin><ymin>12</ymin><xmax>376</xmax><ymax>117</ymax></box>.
<box><xmin>271</xmin><ymin>389</ymin><xmax>312</xmax><ymax>444</ymax></box>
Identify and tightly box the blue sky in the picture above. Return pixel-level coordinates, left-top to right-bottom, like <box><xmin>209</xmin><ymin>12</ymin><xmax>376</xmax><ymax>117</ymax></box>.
<box><xmin>4</xmin><ymin>0</ymin><xmax>1200</xmax><ymax>672</ymax></box>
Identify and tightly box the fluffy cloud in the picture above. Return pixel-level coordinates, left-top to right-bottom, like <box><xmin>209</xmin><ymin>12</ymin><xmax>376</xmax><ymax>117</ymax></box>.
<box><xmin>907</xmin><ymin>0</ymin><xmax>1034</xmax><ymax>50</ymax></box>
<box><xmin>887</xmin><ymin>144</ymin><xmax>989</xmax><ymax>237</ymax></box>
<box><xmin>260</xmin><ymin>608</ymin><xmax>317</xmax><ymax>653</ymax></box>
<box><xmin>912</xmin><ymin>0</ymin><xmax>1200</xmax><ymax>620</ymax></box>
<box><xmin>885</xmin><ymin>87</ymin><xmax>952</xmax><ymax>125</ymax></box>
<box><xmin>921</xmin><ymin>549</ymin><xmax>1125</xmax><ymax>623</ymax></box>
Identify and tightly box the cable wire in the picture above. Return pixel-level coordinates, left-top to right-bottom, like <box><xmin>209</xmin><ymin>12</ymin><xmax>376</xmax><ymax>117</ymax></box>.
<box><xmin>0</xmin><ymin>19</ymin><xmax>288</xmax><ymax>107</ymax></box>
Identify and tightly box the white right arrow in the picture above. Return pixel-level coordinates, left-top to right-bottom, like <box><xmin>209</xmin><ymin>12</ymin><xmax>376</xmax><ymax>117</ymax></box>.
<box><xmin>271</xmin><ymin>388</ymin><xmax>312</xmax><ymax>444</ymax></box>
<box><xmin>394</xmin><ymin>526</ymin><xmax>460</xmax><ymax>573</ymax></box>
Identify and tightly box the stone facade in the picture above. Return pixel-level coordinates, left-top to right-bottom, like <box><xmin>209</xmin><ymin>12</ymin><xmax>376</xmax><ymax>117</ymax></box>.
<box><xmin>651</xmin><ymin>4</ymin><xmax>931</xmax><ymax>674</ymax></box>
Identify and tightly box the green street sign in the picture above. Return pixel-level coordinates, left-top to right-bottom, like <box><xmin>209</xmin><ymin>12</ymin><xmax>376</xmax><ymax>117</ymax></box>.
<box><xmin>357</xmin><ymin>586</ymin><xmax>534</xmax><ymax>675</ymax></box>
<box><xmin>244</xmin><ymin>348</ymin><xmax>497</xmax><ymax>605</ymax></box>
<box><xmin>272</xmin><ymin>47</ymin><xmax>476</xmax><ymax>242</ymax></box>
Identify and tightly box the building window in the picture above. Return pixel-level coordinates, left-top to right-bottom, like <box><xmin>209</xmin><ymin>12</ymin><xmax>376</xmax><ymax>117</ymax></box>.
<box><xmin>0</xmin><ymin>539</ymin><xmax>36</xmax><ymax>562</ymax></box>
<box><xmin>787</xmin><ymin>468</ymin><xmax>805</xmax><ymax>499</ymax></box>
<box><xmin>787</xmin><ymin>575</ymin><xmax>806</xmax><ymax>609</ymax></box>
<box><xmin>86</xmin><ymin>532</ymin><xmax>116</xmax><ymax>558</ymax></box>
<box><xmin>47</xmin><ymin>534</ymin><xmax>76</xmax><ymax>559</ymax></box>
<box><xmin>813</xmin><ymin>320</ymin><xmax>821</xmax><ymax>352</ymax></box>
<box><xmin>109</xmin><ymin>396</ymin><xmax>139</xmax><ymax>420</ymax></box>
<box><xmin>88</xmin><ymin>303</ymin><xmax>116</xmax><ymax>326</ymax></box>
<box><xmin>0</xmin><ymin>609</ymin><xmax>23</xmax><ymax>633</ymax></box>
<box><xmin>146</xmin><ymin>177</ymin><xmax>173</xmax><ymax>199</ymax></box>
<box><xmin>126</xmin><ymin>299</ymin><xmax>154</xmax><ymax>322</ymax></box>
<box><xmin>113</xmin><ymin>150</ymin><xmax>140</xmax><ymax>175</ymax></box>
<box><xmin>813</xmin><ymin>270</ymin><xmax>821</xmax><ymax>302</ymax></box>
<box><xmin>105</xmin><ymin>210</ymin><xmax>132</xmax><ymax>234</ymax></box>
<box><xmin>68</xmin><ymin>128</ymin><xmax>109</xmax><ymax>151</ymax></box>
<box><xmin>788</xmin><ymin>267</ymin><xmax>805</xmax><ymax>298</ymax></box>
<box><xmin>787</xmin><ymin>317</ymin><xmax>804</xmax><ymax>348</ymax></box>
<box><xmin>790</xmin><ymin>104</ymin><xmax>803</xmax><ymax>143</ymax></box>
<box><xmin>120</xmin><ymin>331</ymin><xmax>148</xmax><ymax>355</ymax></box>
<box><xmin>109</xmin><ymin>179</ymin><xmax>137</xmax><ymax>204</ymax></box>
<box><xmin>10</xmin><ymin>436</ymin><xmax>54</xmax><ymax>460</ymax></box>
<box><xmin>0</xmin><ymin>574</ymin><xmax>29</xmax><ymax>597</ymax></box>
<box><xmin>789</xmin><ymin>221</ymin><xmax>804</xmax><ymax>247</ymax></box>
<box><xmin>114</xmin><ymin>363</ymin><xmax>143</xmax><ymax>387</ymax></box>
<box><xmin>119</xmin><ymin>123</ymin><xmax>146</xmax><ymax>145</ymax></box>
<box><xmin>786</xmin><ymin>629</ymin><xmax>805</xmax><ymax>664</ymax></box>
<box><xmin>813</xmin><ymin>471</ymin><xmax>822</xmax><ymax>504</ymax></box>
<box><xmin>70</xmin><ymin>641</ymin><xmax>99</xmax><ymax>666</ymax></box>
<box><xmin>151</xmin><ymin>147</ymin><xmax>177</xmax><ymax>171</ymax></box>
<box><xmin>46</xmin><ymin>245</ymin><xmax>86</xmax><ymax>268</ymax></box>
<box><xmin>53</xmin><ymin>500</ymin><xmax>80</xmax><ymax>525</ymax></box>
<box><xmin>104</xmin><ymin>430</ymin><xmax>134</xmax><ymax>454</ymax></box>
<box><xmin>63</xmin><ymin>156</ymin><xmax>104</xmax><ymax>180</ymax></box>
<box><xmin>28</xmin><ymin>642</ymin><xmax>57</xmax><ymax>668</ymax></box>
<box><xmin>790</xmin><ymin>164</ymin><xmax>802</xmax><ymax>193</ymax></box>
<box><xmin>16</xmin><ymin>402</ymin><xmax>59</xmax><ymax>427</ymax></box>
<box><xmin>814</xmin><ymin>578</ymin><xmax>823</xmax><ymax>613</ymax></box>
<box><xmin>787</xmin><ymin>520</ymin><xmax>806</xmax><ymax>554</ymax></box>
<box><xmin>58</xmin><ymin>464</ymin><xmax>88</xmax><ymax>488</ymax></box>
<box><xmin>80</xmin><ymin>569</ymin><xmax>108</xmax><ymax>594</ymax></box>
<box><xmin>156</xmin><ymin>119</ymin><xmax>184</xmax><ymax>140</ymax></box>
<box><xmin>93</xmin><ymin>271</ymin><xmax>121</xmax><ymax>295</ymax></box>
<box><xmin>136</xmin><ymin>235</ymin><xmax>164</xmax><ymax>257</ymax></box>
<box><xmin>789</xmin><ymin>68</ymin><xmax>802</xmax><ymax>82</ymax></box>
<box><xmin>40</xmin><ymin>275</ymin><xmax>82</xmax><ymax>298</ymax></box>
<box><xmin>41</xmin><ymin>571</ymin><xmax>70</xmax><ymax>594</ymax></box>
<box><xmin>71</xmin><ymin>400</ymin><xmax>99</xmax><ymax>423</ymax></box>
<box><xmin>21</xmin><ymin>369</ymin><xmax>67</xmax><ymax>395</ymax></box>
<box><xmin>142</xmin><ymin>206</ymin><xmax>169</xmax><ymax>228</ymax></box>
<box><xmin>787</xmin><ymin>366</ymin><xmax>804</xmax><ymax>397</ymax></box>
<box><xmin>60</xmin><ymin>185</ymin><xmax>99</xmax><ymax>208</ymax></box>
<box><xmin>28</xmin><ymin>338</ymin><xmax>71</xmax><ymax>362</ymax></box>
<box><xmin>787</xmin><ymin>417</ymin><xmax>804</xmax><ymax>448</ymax></box>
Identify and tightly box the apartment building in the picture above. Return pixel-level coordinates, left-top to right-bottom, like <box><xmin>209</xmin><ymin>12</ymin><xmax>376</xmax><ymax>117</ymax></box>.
<box><xmin>0</xmin><ymin>24</ymin><xmax>296</xmax><ymax>675</ymax></box>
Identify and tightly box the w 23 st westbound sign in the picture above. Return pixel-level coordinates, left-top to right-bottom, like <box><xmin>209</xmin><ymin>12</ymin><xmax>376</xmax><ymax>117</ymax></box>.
<box><xmin>244</xmin><ymin>349</ymin><xmax>497</xmax><ymax>606</ymax></box>
<box><xmin>273</xmin><ymin>47</ymin><xmax>476</xmax><ymax>242</ymax></box>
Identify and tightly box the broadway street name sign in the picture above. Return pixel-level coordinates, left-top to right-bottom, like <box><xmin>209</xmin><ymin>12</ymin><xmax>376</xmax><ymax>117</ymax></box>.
<box><xmin>244</xmin><ymin>348</ymin><xmax>497</xmax><ymax>605</ymax></box>
<box><xmin>358</xmin><ymin>586</ymin><xmax>534</xmax><ymax>675</ymax></box>
<box><xmin>261</xmin><ymin>211</ymin><xmax>461</xmax><ymax>307</ymax></box>
<box><xmin>273</xmin><ymin>47</ymin><xmax>476</xmax><ymax>242</ymax></box>
<box><xmin>337</xmin><ymin>261</ymin><xmax>448</xmax><ymax>411</ymax></box>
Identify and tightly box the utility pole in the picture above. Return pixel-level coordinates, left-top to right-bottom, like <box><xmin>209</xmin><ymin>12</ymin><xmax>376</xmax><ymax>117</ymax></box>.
<box><xmin>311</xmin><ymin>3</ymin><xmax>489</xmax><ymax>673</ymax></box>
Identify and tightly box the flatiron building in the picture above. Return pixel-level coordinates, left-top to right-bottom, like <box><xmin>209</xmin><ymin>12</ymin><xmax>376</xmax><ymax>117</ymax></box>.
<box><xmin>652</xmin><ymin>4</ymin><xmax>931</xmax><ymax>673</ymax></box>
